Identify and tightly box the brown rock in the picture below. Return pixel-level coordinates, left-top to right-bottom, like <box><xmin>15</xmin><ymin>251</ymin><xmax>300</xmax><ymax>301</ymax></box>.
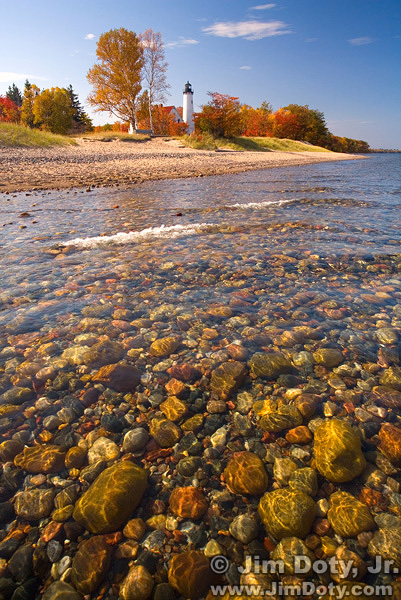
<box><xmin>210</xmin><ymin>361</ymin><xmax>247</xmax><ymax>400</ymax></box>
<box><xmin>93</xmin><ymin>363</ymin><xmax>141</xmax><ymax>392</ymax></box>
<box><xmin>149</xmin><ymin>418</ymin><xmax>182</xmax><ymax>448</ymax></box>
<box><xmin>224</xmin><ymin>452</ymin><xmax>268</xmax><ymax>496</ymax></box>
<box><xmin>327</xmin><ymin>491</ymin><xmax>375</xmax><ymax>537</ymax></box>
<box><xmin>167</xmin><ymin>364</ymin><xmax>202</xmax><ymax>383</ymax></box>
<box><xmin>71</xmin><ymin>536</ymin><xmax>111</xmax><ymax>594</ymax></box>
<box><xmin>120</xmin><ymin>565</ymin><xmax>154</xmax><ymax>600</ymax></box>
<box><xmin>65</xmin><ymin>446</ymin><xmax>87</xmax><ymax>469</ymax></box>
<box><xmin>160</xmin><ymin>397</ymin><xmax>187</xmax><ymax>422</ymax></box>
<box><xmin>372</xmin><ymin>386</ymin><xmax>401</xmax><ymax>409</ymax></box>
<box><xmin>286</xmin><ymin>426</ymin><xmax>313</xmax><ymax>444</ymax></box>
<box><xmin>14</xmin><ymin>444</ymin><xmax>66</xmax><ymax>474</ymax></box>
<box><xmin>165</xmin><ymin>378</ymin><xmax>188</xmax><ymax>398</ymax></box>
<box><xmin>378</xmin><ymin>423</ymin><xmax>401</xmax><ymax>465</ymax></box>
<box><xmin>123</xmin><ymin>518</ymin><xmax>147</xmax><ymax>541</ymax></box>
<box><xmin>168</xmin><ymin>551</ymin><xmax>212</xmax><ymax>599</ymax></box>
<box><xmin>169</xmin><ymin>487</ymin><xmax>208</xmax><ymax>520</ymax></box>
<box><xmin>150</xmin><ymin>337</ymin><xmax>180</xmax><ymax>357</ymax></box>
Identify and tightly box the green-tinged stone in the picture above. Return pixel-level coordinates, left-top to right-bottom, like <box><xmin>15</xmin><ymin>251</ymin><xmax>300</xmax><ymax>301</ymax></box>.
<box><xmin>71</xmin><ymin>535</ymin><xmax>111</xmax><ymax>594</ymax></box>
<box><xmin>258</xmin><ymin>489</ymin><xmax>316</xmax><ymax>540</ymax></box>
<box><xmin>150</xmin><ymin>337</ymin><xmax>180</xmax><ymax>357</ymax></box>
<box><xmin>83</xmin><ymin>340</ymin><xmax>124</xmax><ymax>368</ymax></box>
<box><xmin>149</xmin><ymin>418</ymin><xmax>182</xmax><ymax>448</ymax></box>
<box><xmin>0</xmin><ymin>404</ymin><xmax>21</xmax><ymax>418</ymax></box>
<box><xmin>327</xmin><ymin>491</ymin><xmax>375</xmax><ymax>537</ymax></box>
<box><xmin>14</xmin><ymin>444</ymin><xmax>66</xmax><ymax>474</ymax></box>
<box><xmin>52</xmin><ymin>505</ymin><xmax>74</xmax><ymax>522</ymax></box>
<box><xmin>0</xmin><ymin>439</ymin><xmax>24</xmax><ymax>461</ymax></box>
<box><xmin>210</xmin><ymin>361</ymin><xmax>247</xmax><ymax>400</ymax></box>
<box><xmin>160</xmin><ymin>396</ymin><xmax>188</xmax><ymax>422</ymax></box>
<box><xmin>73</xmin><ymin>461</ymin><xmax>147</xmax><ymax>534</ymax></box>
<box><xmin>0</xmin><ymin>387</ymin><xmax>33</xmax><ymax>406</ymax></box>
<box><xmin>249</xmin><ymin>352</ymin><xmax>293</xmax><ymax>379</ymax></box>
<box><xmin>380</xmin><ymin>366</ymin><xmax>401</xmax><ymax>391</ymax></box>
<box><xmin>272</xmin><ymin>537</ymin><xmax>315</xmax><ymax>575</ymax></box>
<box><xmin>313</xmin><ymin>348</ymin><xmax>343</xmax><ymax>368</ymax></box>
<box><xmin>181</xmin><ymin>414</ymin><xmax>204</xmax><ymax>432</ymax></box>
<box><xmin>258</xmin><ymin>405</ymin><xmax>302</xmax><ymax>432</ymax></box>
<box><xmin>168</xmin><ymin>551</ymin><xmax>212</xmax><ymax>600</ymax></box>
<box><xmin>314</xmin><ymin>419</ymin><xmax>366</xmax><ymax>482</ymax></box>
<box><xmin>119</xmin><ymin>565</ymin><xmax>154</xmax><ymax>600</ymax></box>
<box><xmin>43</xmin><ymin>581</ymin><xmax>83</xmax><ymax>600</ymax></box>
<box><xmin>224</xmin><ymin>452</ymin><xmax>268</xmax><ymax>496</ymax></box>
<box><xmin>65</xmin><ymin>446</ymin><xmax>87</xmax><ymax>469</ymax></box>
<box><xmin>288</xmin><ymin>467</ymin><xmax>318</xmax><ymax>496</ymax></box>
<box><xmin>14</xmin><ymin>489</ymin><xmax>55</xmax><ymax>521</ymax></box>
<box><xmin>368</xmin><ymin>527</ymin><xmax>401</xmax><ymax>569</ymax></box>
<box><xmin>92</xmin><ymin>363</ymin><xmax>141</xmax><ymax>392</ymax></box>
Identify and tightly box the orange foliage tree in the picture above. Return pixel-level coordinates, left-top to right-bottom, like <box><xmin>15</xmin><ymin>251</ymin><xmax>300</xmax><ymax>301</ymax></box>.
<box><xmin>241</xmin><ymin>102</ymin><xmax>273</xmax><ymax>137</ymax></box>
<box><xmin>196</xmin><ymin>92</ymin><xmax>242</xmax><ymax>138</ymax></box>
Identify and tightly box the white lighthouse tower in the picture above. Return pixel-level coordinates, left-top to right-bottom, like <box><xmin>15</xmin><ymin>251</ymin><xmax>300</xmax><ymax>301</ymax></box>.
<box><xmin>183</xmin><ymin>81</ymin><xmax>194</xmax><ymax>134</ymax></box>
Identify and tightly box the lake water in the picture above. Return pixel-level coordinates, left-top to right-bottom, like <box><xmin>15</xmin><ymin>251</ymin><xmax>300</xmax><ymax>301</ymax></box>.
<box><xmin>0</xmin><ymin>153</ymin><xmax>400</xmax><ymax>598</ymax></box>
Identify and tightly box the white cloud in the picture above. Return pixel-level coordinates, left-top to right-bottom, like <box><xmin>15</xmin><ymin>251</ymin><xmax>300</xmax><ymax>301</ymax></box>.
<box><xmin>202</xmin><ymin>20</ymin><xmax>291</xmax><ymax>40</ymax></box>
<box><xmin>85</xmin><ymin>33</ymin><xmax>95</xmax><ymax>40</ymax></box>
<box><xmin>240</xmin><ymin>65</ymin><xmax>252</xmax><ymax>70</ymax></box>
<box><xmin>0</xmin><ymin>72</ymin><xmax>47</xmax><ymax>83</ymax></box>
<box><xmin>166</xmin><ymin>37</ymin><xmax>199</xmax><ymax>48</ymax></box>
<box><xmin>251</xmin><ymin>4</ymin><xmax>276</xmax><ymax>9</ymax></box>
<box><xmin>348</xmin><ymin>36</ymin><xmax>374</xmax><ymax>46</ymax></box>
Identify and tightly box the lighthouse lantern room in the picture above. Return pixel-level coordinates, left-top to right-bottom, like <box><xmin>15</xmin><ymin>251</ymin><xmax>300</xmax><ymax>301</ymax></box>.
<box><xmin>183</xmin><ymin>81</ymin><xmax>194</xmax><ymax>134</ymax></box>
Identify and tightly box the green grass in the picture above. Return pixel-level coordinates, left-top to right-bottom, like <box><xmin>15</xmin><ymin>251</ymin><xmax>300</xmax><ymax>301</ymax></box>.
<box><xmin>78</xmin><ymin>131</ymin><xmax>150</xmax><ymax>142</ymax></box>
<box><xmin>0</xmin><ymin>122</ymin><xmax>76</xmax><ymax>148</ymax></box>
<box><xmin>180</xmin><ymin>134</ymin><xmax>332</xmax><ymax>153</ymax></box>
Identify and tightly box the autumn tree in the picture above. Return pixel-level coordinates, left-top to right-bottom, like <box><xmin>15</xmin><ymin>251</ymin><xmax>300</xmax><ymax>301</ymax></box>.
<box><xmin>0</xmin><ymin>97</ymin><xmax>20</xmax><ymax>122</ymax></box>
<box><xmin>87</xmin><ymin>28</ymin><xmax>144</xmax><ymax>130</ymax></box>
<box><xmin>6</xmin><ymin>83</ymin><xmax>22</xmax><ymax>107</ymax></box>
<box><xmin>270</xmin><ymin>108</ymin><xmax>301</xmax><ymax>139</ymax></box>
<box><xmin>196</xmin><ymin>92</ymin><xmax>242</xmax><ymax>138</ymax></box>
<box><xmin>281</xmin><ymin>104</ymin><xmax>330</xmax><ymax>146</ymax></box>
<box><xmin>139</xmin><ymin>29</ymin><xmax>170</xmax><ymax>132</ymax></box>
<box><xmin>33</xmin><ymin>87</ymin><xmax>74</xmax><ymax>134</ymax></box>
<box><xmin>21</xmin><ymin>80</ymin><xmax>40</xmax><ymax>127</ymax></box>
<box><xmin>241</xmin><ymin>102</ymin><xmax>273</xmax><ymax>137</ymax></box>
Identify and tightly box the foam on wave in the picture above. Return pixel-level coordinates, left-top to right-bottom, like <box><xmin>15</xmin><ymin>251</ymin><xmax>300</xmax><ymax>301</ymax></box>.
<box><xmin>62</xmin><ymin>222</ymin><xmax>219</xmax><ymax>249</ymax></box>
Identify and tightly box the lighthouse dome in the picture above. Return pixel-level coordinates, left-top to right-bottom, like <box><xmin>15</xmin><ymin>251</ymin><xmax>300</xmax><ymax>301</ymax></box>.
<box><xmin>184</xmin><ymin>81</ymin><xmax>193</xmax><ymax>93</ymax></box>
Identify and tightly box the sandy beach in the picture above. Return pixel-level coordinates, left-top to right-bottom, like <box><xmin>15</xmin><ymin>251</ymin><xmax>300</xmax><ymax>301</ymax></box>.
<box><xmin>0</xmin><ymin>137</ymin><xmax>363</xmax><ymax>194</ymax></box>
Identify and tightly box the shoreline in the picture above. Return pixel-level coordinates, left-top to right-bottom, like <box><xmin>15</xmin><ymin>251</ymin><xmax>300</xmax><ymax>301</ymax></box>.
<box><xmin>0</xmin><ymin>137</ymin><xmax>364</xmax><ymax>194</ymax></box>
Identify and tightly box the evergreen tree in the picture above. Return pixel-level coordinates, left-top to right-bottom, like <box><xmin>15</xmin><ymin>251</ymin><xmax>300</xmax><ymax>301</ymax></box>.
<box><xmin>6</xmin><ymin>83</ymin><xmax>22</xmax><ymax>107</ymax></box>
<box><xmin>66</xmin><ymin>84</ymin><xmax>93</xmax><ymax>131</ymax></box>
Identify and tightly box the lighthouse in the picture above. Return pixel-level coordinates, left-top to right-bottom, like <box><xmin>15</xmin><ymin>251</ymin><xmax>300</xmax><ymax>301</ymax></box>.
<box><xmin>183</xmin><ymin>81</ymin><xmax>194</xmax><ymax>134</ymax></box>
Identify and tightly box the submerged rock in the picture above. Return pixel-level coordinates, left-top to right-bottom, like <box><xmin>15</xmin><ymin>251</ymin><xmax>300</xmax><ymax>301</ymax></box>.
<box><xmin>224</xmin><ymin>452</ymin><xmax>268</xmax><ymax>496</ymax></box>
<box><xmin>14</xmin><ymin>489</ymin><xmax>55</xmax><ymax>521</ymax></box>
<box><xmin>168</xmin><ymin>550</ymin><xmax>212</xmax><ymax>599</ymax></box>
<box><xmin>210</xmin><ymin>361</ymin><xmax>247</xmax><ymax>400</ymax></box>
<box><xmin>249</xmin><ymin>352</ymin><xmax>293</xmax><ymax>379</ymax></box>
<box><xmin>92</xmin><ymin>363</ymin><xmax>141</xmax><ymax>392</ymax></box>
<box><xmin>73</xmin><ymin>461</ymin><xmax>147</xmax><ymax>533</ymax></box>
<box><xmin>378</xmin><ymin>423</ymin><xmax>401</xmax><ymax>465</ymax></box>
<box><xmin>14</xmin><ymin>445</ymin><xmax>66</xmax><ymax>474</ymax></box>
<box><xmin>119</xmin><ymin>565</ymin><xmax>154</xmax><ymax>600</ymax></box>
<box><xmin>258</xmin><ymin>488</ymin><xmax>316</xmax><ymax>540</ymax></box>
<box><xmin>327</xmin><ymin>491</ymin><xmax>375</xmax><ymax>537</ymax></box>
<box><xmin>71</xmin><ymin>535</ymin><xmax>111</xmax><ymax>594</ymax></box>
<box><xmin>169</xmin><ymin>487</ymin><xmax>208</xmax><ymax>520</ymax></box>
<box><xmin>314</xmin><ymin>419</ymin><xmax>366</xmax><ymax>482</ymax></box>
<box><xmin>150</xmin><ymin>337</ymin><xmax>180</xmax><ymax>357</ymax></box>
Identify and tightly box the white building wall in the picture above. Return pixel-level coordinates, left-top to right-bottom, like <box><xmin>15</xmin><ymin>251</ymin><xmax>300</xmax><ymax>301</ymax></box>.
<box><xmin>183</xmin><ymin>91</ymin><xmax>194</xmax><ymax>134</ymax></box>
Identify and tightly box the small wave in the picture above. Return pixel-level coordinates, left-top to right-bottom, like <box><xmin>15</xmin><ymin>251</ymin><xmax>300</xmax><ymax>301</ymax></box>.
<box><xmin>62</xmin><ymin>223</ymin><xmax>220</xmax><ymax>249</ymax></box>
<box><xmin>227</xmin><ymin>198</ymin><xmax>295</xmax><ymax>209</ymax></box>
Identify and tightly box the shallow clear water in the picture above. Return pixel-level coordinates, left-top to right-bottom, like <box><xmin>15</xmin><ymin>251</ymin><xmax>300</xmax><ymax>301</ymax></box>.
<box><xmin>0</xmin><ymin>154</ymin><xmax>400</xmax><ymax>343</ymax></box>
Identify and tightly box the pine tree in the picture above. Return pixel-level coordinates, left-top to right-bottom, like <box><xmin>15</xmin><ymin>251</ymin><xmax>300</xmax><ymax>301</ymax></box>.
<box><xmin>66</xmin><ymin>84</ymin><xmax>93</xmax><ymax>132</ymax></box>
<box><xmin>6</xmin><ymin>83</ymin><xmax>22</xmax><ymax>107</ymax></box>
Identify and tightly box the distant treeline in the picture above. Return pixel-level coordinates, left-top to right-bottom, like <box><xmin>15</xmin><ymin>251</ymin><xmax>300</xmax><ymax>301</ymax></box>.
<box><xmin>194</xmin><ymin>93</ymin><xmax>371</xmax><ymax>153</ymax></box>
<box><xmin>0</xmin><ymin>81</ymin><xmax>93</xmax><ymax>134</ymax></box>
<box><xmin>370</xmin><ymin>149</ymin><xmax>401</xmax><ymax>153</ymax></box>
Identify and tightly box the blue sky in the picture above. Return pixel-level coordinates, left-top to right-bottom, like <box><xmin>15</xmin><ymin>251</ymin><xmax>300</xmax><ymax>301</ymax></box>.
<box><xmin>1</xmin><ymin>0</ymin><xmax>400</xmax><ymax>148</ymax></box>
